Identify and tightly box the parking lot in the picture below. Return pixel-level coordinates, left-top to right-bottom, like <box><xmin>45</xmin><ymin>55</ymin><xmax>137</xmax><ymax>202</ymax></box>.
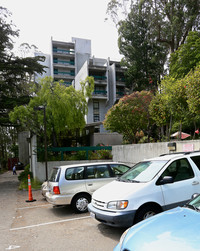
<box><xmin>0</xmin><ymin>171</ymin><xmax>125</xmax><ymax>251</ymax></box>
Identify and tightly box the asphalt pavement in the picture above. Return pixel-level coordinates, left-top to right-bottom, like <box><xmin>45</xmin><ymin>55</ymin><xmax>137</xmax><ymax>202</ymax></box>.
<box><xmin>0</xmin><ymin>171</ymin><xmax>125</xmax><ymax>251</ymax></box>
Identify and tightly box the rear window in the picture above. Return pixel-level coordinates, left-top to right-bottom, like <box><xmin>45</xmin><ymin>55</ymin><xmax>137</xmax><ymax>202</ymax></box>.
<box><xmin>49</xmin><ymin>168</ymin><xmax>61</xmax><ymax>182</ymax></box>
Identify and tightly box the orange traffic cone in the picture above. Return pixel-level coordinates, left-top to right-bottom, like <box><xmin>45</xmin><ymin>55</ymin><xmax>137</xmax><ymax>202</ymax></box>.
<box><xmin>26</xmin><ymin>174</ymin><xmax>36</xmax><ymax>202</ymax></box>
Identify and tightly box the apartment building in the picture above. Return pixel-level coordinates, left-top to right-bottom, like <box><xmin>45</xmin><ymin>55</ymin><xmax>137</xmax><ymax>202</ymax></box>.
<box><xmin>35</xmin><ymin>37</ymin><xmax>126</xmax><ymax>145</ymax></box>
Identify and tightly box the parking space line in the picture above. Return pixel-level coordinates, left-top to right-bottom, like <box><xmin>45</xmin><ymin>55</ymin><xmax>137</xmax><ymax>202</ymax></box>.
<box><xmin>17</xmin><ymin>204</ymin><xmax>51</xmax><ymax>210</ymax></box>
<box><xmin>10</xmin><ymin>216</ymin><xmax>91</xmax><ymax>231</ymax></box>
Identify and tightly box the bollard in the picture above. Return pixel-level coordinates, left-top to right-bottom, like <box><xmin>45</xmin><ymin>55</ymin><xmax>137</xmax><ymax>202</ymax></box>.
<box><xmin>26</xmin><ymin>174</ymin><xmax>36</xmax><ymax>202</ymax></box>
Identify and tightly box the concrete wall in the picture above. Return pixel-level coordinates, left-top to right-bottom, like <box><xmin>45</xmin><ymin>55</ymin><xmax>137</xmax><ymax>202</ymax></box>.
<box><xmin>74</xmin><ymin>60</ymin><xmax>88</xmax><ymax>89</ymax></box>
<box><xmin>32</xmin><ymin>139</ymin><xmax>200</xmax><ymax>182</ymax></box>
<box><xmin>18</xmin><ymin>131</ymin><xmax>30</xmax><ymax>166</ymax></box>
<box><xmin>112</xmin><ymin>140</ymin><xmax>200</xmax><ymax>166</ymax></box>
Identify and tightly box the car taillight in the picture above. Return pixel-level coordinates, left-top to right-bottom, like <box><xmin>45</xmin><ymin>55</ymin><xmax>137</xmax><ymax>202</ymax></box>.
<box><xmin>53</xmin><ymin>186</ymin><xmax>60</xmax><ymax>194</ymax></box>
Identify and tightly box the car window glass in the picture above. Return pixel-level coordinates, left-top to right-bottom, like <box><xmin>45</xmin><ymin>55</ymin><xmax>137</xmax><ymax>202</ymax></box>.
<box><xmin>65</xmin><ymin>167</ymin><xmax>84</xmax><ymax>180</ymax></box>
<box><xmin>191</xmin><ymin>156</ymin><xmax>200</xmax><ymax>171</ymax></box>
<box><xmin>49</xmin><ymin>168</ymin><xmax>60</xmax><ymax>182</ymax></box>
<box><xmin>110</xmin><ymin>164</ymin><xmax>129</xmax><ymax>176</ymax></box>
<box><xmin>161</xmin><ymin>158</ymin><xmax>194</xmax><ymax>182</ymax></box>
<box><xmin>189</xmin><ymin>195</ymin><xmax>200</xmax><ymax>209</ymax></box>
<box><xmin>86</xmin><ymin>165</ymin><xmax>110</xmax><ymax>179</ymax></box>
<box><xmin>120</xmin><ymin>161</ymin><xmax>167</xmax><ymax>182</ymax></box>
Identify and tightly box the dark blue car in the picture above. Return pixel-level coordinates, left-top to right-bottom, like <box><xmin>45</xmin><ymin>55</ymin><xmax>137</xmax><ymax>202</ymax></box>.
<box><xmin>114</xmin><ymin>194</ymin><xmax>200</xmax><ymax>251</ymax></box>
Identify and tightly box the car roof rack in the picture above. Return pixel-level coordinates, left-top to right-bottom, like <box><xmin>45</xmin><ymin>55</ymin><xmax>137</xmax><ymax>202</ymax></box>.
<box><xmin>160</xmin><ymin>151</ymin><xmax>200</xmax><ymax>157</ymax></box>
<box><xmin>159</xmin><ymin>152</ymin><xmax>185</xmax><ymax>157</ymax></box>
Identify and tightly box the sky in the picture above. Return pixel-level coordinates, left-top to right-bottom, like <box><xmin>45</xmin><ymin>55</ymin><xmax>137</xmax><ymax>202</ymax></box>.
<box><xmin>1</xmin><ymin>0</ymin><xmax>122</xmax><ymax>61</ymax></box>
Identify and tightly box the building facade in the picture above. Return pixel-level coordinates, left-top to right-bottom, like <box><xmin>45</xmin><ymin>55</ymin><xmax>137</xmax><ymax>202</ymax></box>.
<box><xmin>35</xmin><ymin>37</ymin><xmax>126</xmax><ymax>144</ymax></box>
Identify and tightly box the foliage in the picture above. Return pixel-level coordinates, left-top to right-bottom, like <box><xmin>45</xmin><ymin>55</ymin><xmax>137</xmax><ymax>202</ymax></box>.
<box><xmin>169</xmin><ymin>31</ymin><xmax>200</xmax><ymax>79</ymax></box>
<box><xmin>89</xmin><ymin>150</ymin><xmax>112</xmax><ymax>160</ymax></box>
<box><xmin>107</xmin><ymin>0</ymin><xmax>200</xmax><ymax>53</ymax></box>
<box><xmin>0</xmin><ymin>7</ymin><xmax>46</xmax><ymax>127</ymax></box>
<box><xmin>9</xmin><ymin>76</ymin><xmax>94</xmax><ymax>147</ymax></box>
<box><xmin>103</xmin><ymin>91</ymin><xmax>154</xmax><ymax>143</ymax></box>
<box><xmin>18</xmin><ymin>164</ymin><xmax>41</xmax><ymax>190</ymax></box>
<box><xmin>118</xmin><ymin>2</ymin><xmax>168</xmax><ymax>91</ymax></box>
<box><xmin>185</xmin><ymin>65</ymin><xmax>200</xmax><ymax>115</ymax></box>
<box><xmin>150</xmin><ymin>64</ymin><xmax>200</xmax><ymax>139</ymax></box>
<box><xmin>18</xmin><ymin>164</ymin><xmax>32</xmax><ymax>181</ymax></box>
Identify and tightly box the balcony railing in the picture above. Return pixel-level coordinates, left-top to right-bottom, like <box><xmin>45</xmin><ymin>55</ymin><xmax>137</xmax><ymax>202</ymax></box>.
<box><xmin>116</xmin><ymin>77</ymin><xmax>125</xmax><ymax>82</ymax></box>
<box><xmin>90</xmin><ymin>75</ymin><xmax>107</xmax><ymax>80</ymax></box>
<box><xmin>93</xmin><ymin>90</ymin><xmax>107</xmax><ymax>95</ymax></box>
<box><xmin>53</xmin><ymin>48</ymin><xmax>75</xmax><ymax>55</ymax></box>
<box><xmin>54</xmin><ymin>71</ymin><xmax>75</xmax><ymax>76</ymax></box>
<box><xmin>53</xmin><ymin>59</ymin><xmax>75</xmax><ymax>65</ymax></box>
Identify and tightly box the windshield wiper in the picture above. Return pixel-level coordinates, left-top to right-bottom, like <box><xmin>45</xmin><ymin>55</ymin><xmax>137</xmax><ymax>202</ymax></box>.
<box><xmin>117</xmin><ymin>177</ymin><xmax>140</xmax><ymax>183</ymax></box>
<box><xmin>184</xmin><ymin>204</ymin><xmax>200</xmax><ymax>212</ymax></box>
<box><xmin>125</xmin><ymin>179</ymin><xmax>140</xmax><ymax>183</ymax></box>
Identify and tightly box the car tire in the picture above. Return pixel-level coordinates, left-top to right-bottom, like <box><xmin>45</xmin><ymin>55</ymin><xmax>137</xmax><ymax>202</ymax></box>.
<box><xmin>135</xmin><ymin>205</ymin><xmax>161</xmax><ymax>224</ymax></box>
<box><xmin>72</xmin><ymin>194</ymin><xmax>91</xmax><ymax>213</ymax></box>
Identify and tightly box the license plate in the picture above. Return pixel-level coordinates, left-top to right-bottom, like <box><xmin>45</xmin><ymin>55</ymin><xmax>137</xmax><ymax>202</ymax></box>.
<box><xmin>90</xmin><ymin>212</ymin><xmax>95</xmax><ymax>219</ymax></box>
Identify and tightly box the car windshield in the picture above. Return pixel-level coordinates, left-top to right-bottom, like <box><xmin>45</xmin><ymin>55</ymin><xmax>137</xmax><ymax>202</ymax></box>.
<box><xmin>119</xmin><ymin>160</ymin><xmax>168</xmax><ymax>182</ymax></box>
<box><xmin>186</xmin><ymin>195</ymin><xmax>200</xmax><ymax>212</ymax></box>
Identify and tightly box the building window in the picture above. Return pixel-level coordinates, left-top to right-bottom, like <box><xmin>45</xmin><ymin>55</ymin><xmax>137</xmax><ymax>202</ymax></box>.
<box><xmin>93</xmin><ymin>101</ymin><xmax>99</xmax><ymax>122</ymax></box>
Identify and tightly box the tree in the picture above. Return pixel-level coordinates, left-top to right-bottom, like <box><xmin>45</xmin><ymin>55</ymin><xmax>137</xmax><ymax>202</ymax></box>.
<box><xmin>169</xmin><ymin>31</ymin><xmax>200</xmax><ymax>79</ymax></box>
<box><xmin>0</xmin><ymin>7</ymin><xmax>46</xmax><ymax>127</ymax></box>
<box><xmin>9</xmin><ymin>76</ymin><xmax>94</xmax><ymax>147</ymax></box>
<box><xmin>103</xmin><ymin>90</ymin><xmax>154</xmax><ymax>143</ymax></box>
<box><xmin>185</xmin><ymin>65</ymin><xmax>200</xmax><ymax>116</ymax></box>
<box><xmin>149</xmin><ymin>75</ymin><xmax>190</xmax><ymax>139</ymax></box>
<box><xmin>118</xmin><ymin>3</ymin><xmax>168</xmax><ymax>91</ymax></box>
<box><xmin>107</xmin><ymin>0</ymin><xmax>200</xmax><ymax>53</ymax></box>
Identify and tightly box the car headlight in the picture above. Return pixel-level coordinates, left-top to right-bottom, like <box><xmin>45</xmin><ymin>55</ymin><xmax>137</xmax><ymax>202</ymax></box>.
<box><xmin>107</xmin><ymin>200</ymin><xmax>128</xmax><ymax>210</ymax></box>
<box><xmin>119</xmin><ymin>227</ymin><xmax>130</xmax><ymax>249</ymax></box>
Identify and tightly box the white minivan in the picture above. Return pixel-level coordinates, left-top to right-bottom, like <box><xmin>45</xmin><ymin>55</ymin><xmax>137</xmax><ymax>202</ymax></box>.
<box><xmin>88</xmin><ymin>152</ymin><xmax>200</xmax><ymax>227</ymax></box>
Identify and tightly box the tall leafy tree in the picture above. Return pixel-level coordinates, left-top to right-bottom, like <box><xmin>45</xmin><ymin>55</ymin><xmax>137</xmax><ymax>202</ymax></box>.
<box><xmin>103</xmin><ymin>90</ymin><xmax>154</xmax><ymax>143</ymax></box>
<box><xmin>107</xmin><ymin>0</ymin><xmax>200</xmax><ymax>53</ymax></box>
<box><xmin>107</xmin><ymin>0</ymin><xmax>200</xmax><ymax>91</ymax></box>
<box><xmin>9</xmin><ymin>76</ymin><xmax>94</xmax><ymax>147</ymax></box>
<box><xmin>118</xmin><ymin>3</ymin><xmax>168</xmax><ymax>91</ymax></box>
<box><xmin>169</xmin><ymin>31</ymin><xmax>200</xmax><ymax>79</ymax></box>
<box><xmin>0</xmin><ymin>7</ymin><xmax>46</xmax><ymax>127</ymax></box>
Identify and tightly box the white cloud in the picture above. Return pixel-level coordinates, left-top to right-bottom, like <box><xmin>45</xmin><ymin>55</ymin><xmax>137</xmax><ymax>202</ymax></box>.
<box><xmin>140</xmin><ymin>231</ymin><xmax>199</xmax><ymax>251</ymax></box>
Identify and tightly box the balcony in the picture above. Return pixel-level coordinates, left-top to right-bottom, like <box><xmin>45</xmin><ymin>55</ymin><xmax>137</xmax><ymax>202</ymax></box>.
<box><xmin>92</xmin><ymin>90</ymin><xmax>107</xmax><ymax>99</ymax></box>
<box><xmin>90</xmin><ymin>75</ymin><xmax>107</xmax><ymax>85</ymax></box>
<box><xmin>116</xmin><ymin>91</ymin><xmax>125</xmax><ymax>99</ymax></box>
<box><xmin>53</xmin><ymin>59</ymin><xmax>75</xmax><ymax>66</ymax></box>
<box><xmin>53</xmin><ymin>48</ymin><xmax>75</xmax><ymax>55</ymax></box>
<box><xmin>54</xmin><ymin>71</ymin><xmax>75</xmax><ymax>80</ymax></box>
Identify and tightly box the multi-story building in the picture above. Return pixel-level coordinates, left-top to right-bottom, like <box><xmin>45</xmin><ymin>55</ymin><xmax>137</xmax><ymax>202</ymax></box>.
<box><xmin>35</xmin><ymin>37</ymin><xmax>126</xmax><ymax>145</ymax></box>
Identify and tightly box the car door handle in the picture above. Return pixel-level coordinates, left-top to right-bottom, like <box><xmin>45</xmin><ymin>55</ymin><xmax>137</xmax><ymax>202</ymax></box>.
<box><xmin>87</xmin><ymin>184</ymin><xmax>93</xmax><ymax>186</ymax></box>
<box><xmin>192</xmin><ymin>181</ymin><xmax>200</xmax><ymax>185</ymax></box>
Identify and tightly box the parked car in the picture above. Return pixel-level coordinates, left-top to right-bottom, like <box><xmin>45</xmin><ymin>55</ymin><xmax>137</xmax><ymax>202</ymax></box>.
<box><xmin>45</xmin><ymin>162</ymin><xmax>130</xmax><ymax>213</ymax></box>
<box><xmin>41</xmin><ymin>181</ymin><xmax>48</xmax><ymax>197</ymax></box>
<box><xmin>114</xmin><ymin>194</ymin><xmax>200</xmax><ymax>251</ymax></box>
<box><xmin>88</xmin><ymin>151</ymin><xmax>200</xmax><ymax>227</ymax></box>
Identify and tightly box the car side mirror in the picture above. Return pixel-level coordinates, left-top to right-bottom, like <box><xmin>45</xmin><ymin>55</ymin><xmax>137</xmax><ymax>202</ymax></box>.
<box><xmin>157</xmin><ymin>176</ymin><xmax>174</xmax><ymax>185</ymax></box>
<box><xmin>191</xmin><ymin>193</ymin><xmax>199</xmax><ymax>199</ymax></box>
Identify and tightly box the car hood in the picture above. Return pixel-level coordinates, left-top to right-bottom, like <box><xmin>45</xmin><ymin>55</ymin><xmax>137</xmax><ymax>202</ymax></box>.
<box><xmin>119</xmin><ymin>207</ymin><xmax>200</xmax><ymax>251</ymax></box>
<box><xmin>92</xmin><ymin>180</ymin><xmax>146</xmax><ymax>202</ymax></box>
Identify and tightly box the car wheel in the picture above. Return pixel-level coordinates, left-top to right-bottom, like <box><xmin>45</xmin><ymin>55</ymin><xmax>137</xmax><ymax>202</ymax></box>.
<box><xmin>135</xmin><ymin>205</ymin><xmax>161</xmax><ymax>224</ymax></box>
<box><xmin>72</xmin><ymin>194</ymin><xmax>91</xmax><ymax>213</ymax></box>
